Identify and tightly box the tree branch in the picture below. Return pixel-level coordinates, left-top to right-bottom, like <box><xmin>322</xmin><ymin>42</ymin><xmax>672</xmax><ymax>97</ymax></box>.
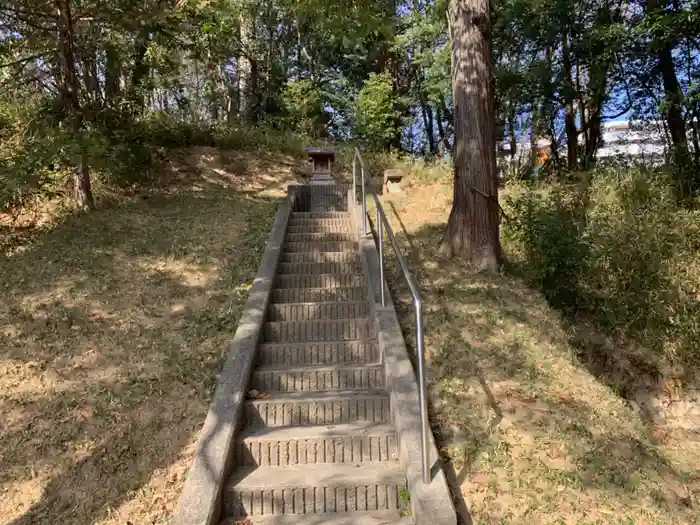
<box><xmin>0</xmin><ymin>51</ymin><xmax>52</xmax><ymax>69</ymax></box>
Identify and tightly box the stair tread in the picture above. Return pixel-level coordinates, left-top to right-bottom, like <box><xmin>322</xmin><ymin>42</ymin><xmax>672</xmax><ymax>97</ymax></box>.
<box><xmin>246</xmin><ymin>389</ymin><xmax>388</xmax><ymax>403</ymax></box>
<box><xmin>273</xmin><ymin>287</ymin><xmax>365</xmax><ymax>292</ymax></box>
<box><xmin>271</xmin><ymin>288</ymin><xmax>367</xmax><ymax>304</ymax></box>
<box><xmin>292</xmin><ymin>212</ymin><xmax>350</xmax><ymax>217</ymax></box>
<box><xmin>239</xmin><ymin>422</ymin><xmax>396</xmax><ymax>441</ymax></box>
<box><xmin>269</xmin><ymin>301</ymin><xmax>368</xmax><ymax>307</ymax></box>
<box><xmin>285</xmin><ymin>240</ymin><xmax>356</xmax><ymax>244</ymax></box>
<box><xmin>228</xmin><ymin>462</ymin><xmax>404</xmax><ymax>489</ymax></box>
<box><xmin>282</xmin><ymin>253</ymin><xmax>359</xmax><ymax>260</ymax></box>
<box><xmin>255</xmin><ymin>362</ymin><xmax>382</xmax><ymax>373</ymax></box>
<box><xmin>256</xmin><ymin>340</ymin><xmax>379</xmax><ymax>366</ymax></box>
<box><xmin>277</xmin><ymin>272</ymin><xmax>363</xmax><ymax>278</ymax></box>
<box><xmin>259</xmin><ymin>338</ymin><xmax>376</xmax><ymax>348</ymax></box>
<box><xmin>265</xmin><ymin>319</ymin><xmax>370</xmax><ymax>324</ymax></box>
<box><xmin>222</xmin><ymin>510</ymin><xmax>410</xmax><ymax>525</ymax></box>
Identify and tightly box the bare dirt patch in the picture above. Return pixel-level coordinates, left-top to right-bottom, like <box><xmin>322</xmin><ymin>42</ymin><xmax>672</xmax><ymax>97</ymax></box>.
<box><xmin>0</xmin><ymin>149</ymin><xmax>301</xmax><ymax>525</ymax></box>
<box><xmin>371</xmin><ymin>173</ymin><xmax>699</xmax><ymax>525</ymax></box>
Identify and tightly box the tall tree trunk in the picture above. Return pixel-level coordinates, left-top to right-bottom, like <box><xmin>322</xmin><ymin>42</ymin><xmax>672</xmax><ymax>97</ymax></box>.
<box><xmin>56</xmin><ymin>0</ymin><xmax>94</xmax><ymax>210</ymax></box>
<box><xmin>441</xmin><ymin>0</ymin><xmax>502</xmax><ymax>272</ymax></box>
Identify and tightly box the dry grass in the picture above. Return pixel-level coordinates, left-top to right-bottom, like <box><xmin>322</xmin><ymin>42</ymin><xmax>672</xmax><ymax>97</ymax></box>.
<box><xmin>372</xmin><ymin>170</ymin><xmax>700</xmax><ymax>525</ymax></box>
<box><xmin>0</xmin><ymin>148</ymin><xmax>301</xmax><ymax>525</ymax></box>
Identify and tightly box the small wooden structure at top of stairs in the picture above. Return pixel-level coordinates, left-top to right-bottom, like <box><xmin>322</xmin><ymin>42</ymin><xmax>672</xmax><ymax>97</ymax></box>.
<box><xmin>305</xmin><ymin>146</ymin><xmax>335</xmax><ymax>185</ymax></box>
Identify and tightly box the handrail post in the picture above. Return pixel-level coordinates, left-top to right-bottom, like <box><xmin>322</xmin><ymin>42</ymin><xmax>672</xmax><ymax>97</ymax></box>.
<box><xmin>377</xmin><ymin>207</ymin><xmax>385</xmax><ymax>306</ymax></box>
<box><xmin>415</xmin><ymin>298</ymin><xmax>431</xmax><ymax>484</ymax></box>
<box><xmin>361</xmin><ymin>166</ymin><xmax>367</xmax><ymax>236</ymax></box>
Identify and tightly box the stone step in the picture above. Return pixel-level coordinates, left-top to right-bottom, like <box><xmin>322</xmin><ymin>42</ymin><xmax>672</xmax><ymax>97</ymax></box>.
<box><xmin>281</xmin><ymin>252</ymin><xmax>359</xmax><ymax>264</ymax></box>
<box><xmin>275</xmin><ymin>274</ymin><xmax>365</xmax><ymax>290</ymax></box>
<box><xmin>286</xmin><ymin>233</ymin><xmax>357</xmax><ymax>243</ymax></box>
<box><xmin>221</xmin><ymin>510</ymin><xmax>411</xmax><ymax>525</ymax></box>
<box><xmin>278</xmin><ymin>261</ymin><xmax>362</xmax><ymax>275</ymax></box>
<box><xmin>268</xmin><ymin>302</ymin><xmax>370</xmax><ymax>322</ymax></box>
<box><xmin>302</xmin><ymin>204</ymin><xmax>347</xmax><ymax>213</ymax></box>
<box><xmin>271</xmin><ymin>288</ymin><xmax>366</xmax><ymax>304</ymax></box>
<box><xmin>263</xmin><ymin>320</ymin><xmax>372</xmax><ymax>343</ymax></box>
<box><xmin>291</xmin><ymin>212</ymin><xmax>349</xmax><ymax>220</ymax></box>
<box><xmin>256</xmin><ymin>340</ymin><xmax>379</xmax><ymax>367</ymax></box>
<box><xmin>251</xmin><ymin>363</ymin><xmax>385</xmax><ymax>393</ymax></box>
<box><xmin>287</xmin><ymin>220</ymin><xmax>353</xmax><ymax>234</ymax></box>
<box><xmin>236</xmin><ymin>422</ymin><xmax>398</xmax><ymax>467</ymax></box>
<box><xmin>293</xmin><ymin>196</ymin><xmax>347</xmax><ymax>213</ymax></box>
<box><xmin>284</xmin><ymin>241</ymin><xmax>356</xmax><ymax>253</ymax></box>
<box><xmin>222</xmin><ymin>463</ymin><xmax>406</xmax><ymax>517</ymax></box>
<box><xmin>244</xmin><ymin>390</ymin><xmax>390</xmax><ymax>428</ymax></box>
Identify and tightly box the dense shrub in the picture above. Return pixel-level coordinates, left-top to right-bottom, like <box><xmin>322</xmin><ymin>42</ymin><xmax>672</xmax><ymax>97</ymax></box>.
<box><xmin>504</xmin><ymin>167</ymin><xmax>700</xmax><ymax>373</ymax></box>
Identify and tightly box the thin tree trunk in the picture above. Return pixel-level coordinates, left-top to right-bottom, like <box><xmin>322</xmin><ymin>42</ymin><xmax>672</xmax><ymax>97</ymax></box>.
<box><xmin>561</xmin><ymin>30</ymin><xmax>578</xmax><ymax>170</ymax></box>
<box><xmin>441</xmin><ymin>0</ymin><xmax>502</xmax><ymax>272</ymax></box>
<box><xmin>507</xmin><ymin>111</ymin><xmax>517</xmax><ymax>158</ymax></box>
<box><xmin>239</xmin><ymin>11</ymin><xmax>254</xmax><ymax>122</ymax></box>
<box><xmin>658</xmin><ymin>42</ymin><xmax>688</xmax><ymax>162</ymax></box>
<box><xmin>436</xmin><ymin>106</ymin><xmax>446</xmax><ymax>150</ymax></box>
<box><xmin>105</xmin><ymin>39</ymin><xmax>121</xmax><ymax>104</ymax></box>
<box><xmin>645</xmin><ymin>0</ymin><xmax>690</xmax><ymax>189</ymax></box>
<box><xmin>421</xmin><ymin>100</ymin><xmax>437</xmax><ymax>154</ymax></box>
<box><xmin>130</xmin><ymin>30</ymin><xmax>151</xmax><ymax>112</ymax></box>
<box><xmin>56</xmin><ymin>0</ymin><xmax>94</xmax><ymax>210</ymax></box>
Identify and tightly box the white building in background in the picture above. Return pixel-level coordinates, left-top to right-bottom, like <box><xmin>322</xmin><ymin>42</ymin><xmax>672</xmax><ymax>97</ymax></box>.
<box><xmin>499</xmin><ymin>119</ymin><xmax>673</xmax><ymax>167</ymax></box>
<box><xmin>596</xmin><ymin>120</ymin><xmax>666</xmax><ymax>163</ymax></box>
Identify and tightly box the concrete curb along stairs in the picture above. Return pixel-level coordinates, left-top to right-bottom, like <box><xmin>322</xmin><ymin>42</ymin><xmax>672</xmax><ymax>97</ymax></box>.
<box><xmin>171</xmin><ymin>182</ymin><xmax>457</xmax><ymax>525</ymax></box>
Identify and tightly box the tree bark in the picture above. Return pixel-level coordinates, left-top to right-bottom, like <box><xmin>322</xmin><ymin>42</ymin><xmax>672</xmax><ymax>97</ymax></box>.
<box><xmin>56</xmin><ymin>0</ymin><xmax>94</xmax><ymax>210</ymax></box>
<box><xmin>441</xmin><ymin>0</ymin><xmax>502</xmax><ymax>272</ymax></box>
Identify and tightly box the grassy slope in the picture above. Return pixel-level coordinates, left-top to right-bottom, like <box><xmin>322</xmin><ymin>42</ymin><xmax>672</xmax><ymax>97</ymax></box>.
<box><xmin>374</xmin><ymin>167</ymin><xmax>699</xmax><ymax>525</ymax></box>
<box><xmin>0</xmin><ymin>147</ymin><xmax>301</xmax><ymax>525</ymax></box>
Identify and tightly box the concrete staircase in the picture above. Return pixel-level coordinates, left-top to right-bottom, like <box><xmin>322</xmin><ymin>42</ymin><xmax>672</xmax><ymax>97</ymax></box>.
<box><xmin>219</xmin><ymin>187</ymin><xmax>411</xmax><ymax>524</ymax></box>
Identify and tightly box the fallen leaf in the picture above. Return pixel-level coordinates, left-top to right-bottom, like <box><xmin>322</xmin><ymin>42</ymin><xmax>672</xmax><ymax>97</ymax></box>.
<box><xmin>247</xmin><ymin>390</ymin><xmax>272</xmax><ymax>400</ymax></box>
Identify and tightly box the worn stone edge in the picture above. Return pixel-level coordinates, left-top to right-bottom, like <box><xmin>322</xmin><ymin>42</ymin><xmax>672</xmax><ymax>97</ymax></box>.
<box><xmin>349</xmin><ymin>190</ymin><xmax>458</xmax><ymax>525</ymax></box>
<box><xmin>170</xmin><ymin>195</ymin><xmax>292</xmax><ymax>525</ymax></box>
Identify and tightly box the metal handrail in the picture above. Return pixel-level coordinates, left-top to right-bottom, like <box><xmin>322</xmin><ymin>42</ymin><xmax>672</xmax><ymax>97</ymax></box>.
<box><xmin>352</xmin><ymin>147</ymin><xmax>431</xmax><ymax>485</ymax></box>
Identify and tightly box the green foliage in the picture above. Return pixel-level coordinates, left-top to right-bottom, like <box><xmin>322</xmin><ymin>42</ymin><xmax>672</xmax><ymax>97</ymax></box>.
<box><xmin>281</xmin><ymin>79</ymin><xmax>329</xmax><ymax>137</ymax></box>
<box><xmin>506</xmin><ymin>183</ymin><xmax>590</xmax><ymax>310</ymax></box>
<box><xmin>505</xmin><ymin>168</ymin><xmax>700</xmax><ymax>372</ymax></box>
<box><xmin>354</xmin><ymin>72</ymin><xmax>405</xmax><ymax>150</ymax></box>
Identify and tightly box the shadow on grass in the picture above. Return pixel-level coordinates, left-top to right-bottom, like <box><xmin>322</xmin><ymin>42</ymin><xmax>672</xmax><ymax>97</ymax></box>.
<box><xmin>0</xmin><ymin>185</ymin><xmax>279</xmax><ymax>525</ymax></box>
<box><xmin>375</xmin><ymin>203</ymin><xmax>698</xmax><ymax>524</ymax></box>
